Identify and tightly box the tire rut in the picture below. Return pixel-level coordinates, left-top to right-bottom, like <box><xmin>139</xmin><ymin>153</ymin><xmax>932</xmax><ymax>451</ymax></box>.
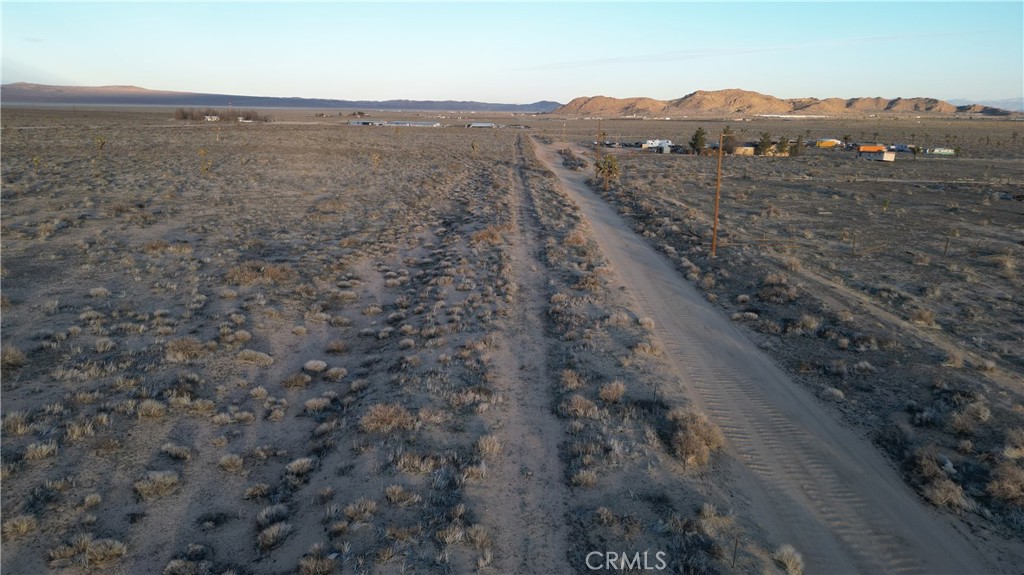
<box><xmin>474</xmin><ymin>135</ymin><xmax>570</xmax><ymax>574</ymax></box>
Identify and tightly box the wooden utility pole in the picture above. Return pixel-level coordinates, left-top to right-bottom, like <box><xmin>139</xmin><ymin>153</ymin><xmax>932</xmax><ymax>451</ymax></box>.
<box><xmin>711</xmin><ymin>132</ymin><xmax>724</xmax><ymax>258</ymax></box>
<box><xmin>596</xmin><ymin>119</ymin><xmax>603</xmax><ymax>162</ymax></box>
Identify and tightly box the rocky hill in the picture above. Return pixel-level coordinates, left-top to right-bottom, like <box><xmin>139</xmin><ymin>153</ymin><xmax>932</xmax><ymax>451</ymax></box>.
<box><xmin>555</xmin><ymin>89</ymin><xmax>1012</xmax><ymax>117</ymax></box>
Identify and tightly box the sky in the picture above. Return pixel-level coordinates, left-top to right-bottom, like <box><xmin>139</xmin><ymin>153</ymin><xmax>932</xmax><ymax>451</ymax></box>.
<box><xmin>2</xmin><ymin>1</ymin><xmax>1022</xmax><ymax>104</ymax></box>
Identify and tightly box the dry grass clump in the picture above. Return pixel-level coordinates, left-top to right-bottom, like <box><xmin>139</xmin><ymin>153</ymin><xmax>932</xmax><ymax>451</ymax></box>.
<box><xmin>219</xmin><ymin>454</ymin><xmax>244</xmax><ymax>473</ymax></box>
<box><xmin>3</xmin><ymin>411</ymin><xmax>31</xmax><ymax>436</ymax></box>
<box><xmin>24</xmin><ymin>440</ymin><xmax>58</xmax><ymax>460</ymax></box>
<box><xmin>385</xmin><ymin>484</ymin><xmax>423</xmax><ymax>507</ymax></box>
<box><xmin>772</xmin><ymin>544</ymin><xmax>804</xmax><ymax>575</ymax></box>
<box><xmin>986</xmin><ymin>463</ymin><xmax>1024</xmax><ymax>504</ymax></box>
<box><xmin>2</xmin><ymin>514</ymin><xmax>38</xmax><ymax>540</ymax></box>
<box><xmin>560</xmin><ymin>394</ymin><xmax>600</xmax><ymax>420</ymax></box>
<box><xmin>1</xmin><ymin>345</ymin><xmax>27</xmax><ymax>374</ymax></box>
<box><xmin>136</xmin><ymin>399</ymin><xmax>167</xmax><ymax>419</ymax></box>
<box><xmin>1003</xmin><ymin>428</ymin><xmax>1024</xmax><ymax>459</ymax></box>
<box><xmin>165</xmin><ymin>337</ymin><xmax>206</xmax><ymax>363</ymax></box>
<box><xmin>668</xmin><ymin>408</ymin><xmax>724</xmax><ymax>468</ymax></box>
<box><xmin>304</xmin><ymin>360</ymin><xmax>328</xmax><ymax>373</ymax></box>
<box><xmin>325</xmin><ymin>367</ymin><xmax>348</xmax><ymax>381</ymax></box>
<box><xmin>560</xmin><ymin>369</ymin><xmax>584</xmax><ymax>390</ymax></box>
<box><xmin>282</xmin><ymin>372</ymin><xmax>312</xmax><ymax>389</ymax></box>
<box><xmin>257</xmin><ymin>522</ymin><xmax>292</xmax><ymax>551</ymax></box>
<box><xmin>257</xmin><ymin>503</ymin><xmax>290</xmax><ymax>528</ymax></box>
<box><xmin>134</xmin><ymin>470</ymin><xmax>180</xmax><ymax>501</ymax></box>
<box><xmin>923</xmin><ymin>478</ymin><xmax>973</xmax><ymax>512</ymax></box>
<box><xmin>237</xmin><ymin>349</ymin><xmax>274</xmax><ymax>366</ymax></box>
<box><xmin>286</xmin><ymin>457</ymin><xmax>316</xmax><ymax>478</ymax></box>
<box><xmin>226</xmin><ymin>260</ymin><xmax>295</xmax><ymax>286</ymax></box>
<box><xmin>471</xmin><ymin>224</ymin><xmax>507</xmax><ymax>245</ymax></box>
<box><xmin>298</xmin><ymin>543</ymin><xmax>336</xmax><ymax>575</ymax></box>
<box><xmin>598</xmin><ymin>380</ymin><xmax>626</xmax><ymax>403</ymax></box>
<box><xmin>161</xmin><ymin>442</ymin><xmax>191</xmax><ymax>460</ymax></box>
<box><xmin>344</xmin><ymin>497</ymin><xmax>378</xmax><ymax>522</ymax></box>
<box><xmin>571</xmin><ymin>468</ymin><xmax>598</xmax><ymax>487</ymax></box>
<box><xmin>476</xmin><ymin>435</ymin><xmax>502</xmax><ymax>460</ymax></box>
<box><xmin>360</xmin><ymin>403</ymin><xmax>416</xmax><ymax>434</ymax></box>
<box><xmin>325</xmin><ymin>340</ymin><xmax>348</xmax><ymax>354</ymax></box>
<box><xmin>48</xmin><ymin>534</ymin><xmax>127</xmax><ymax>568</ymax></box>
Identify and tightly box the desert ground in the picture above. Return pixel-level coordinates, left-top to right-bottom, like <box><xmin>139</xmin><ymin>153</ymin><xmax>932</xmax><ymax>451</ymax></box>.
<box><xmin>1</xmin><ymin>108</ymin><xmax>1022</xmax><ymax>574</ymax></box>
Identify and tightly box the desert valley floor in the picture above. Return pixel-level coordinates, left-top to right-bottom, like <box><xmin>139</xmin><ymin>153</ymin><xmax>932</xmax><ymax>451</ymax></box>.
<box><xmin>2</xmin><ymin>108</ymin><xmax>1023</xmax><ymax>574</ymax></box>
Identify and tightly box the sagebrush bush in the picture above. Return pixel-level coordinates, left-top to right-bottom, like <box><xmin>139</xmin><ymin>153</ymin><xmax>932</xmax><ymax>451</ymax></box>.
<box><xmin>668</xmin><ymin>408</ymin><xmax>724</xmax><ymax>468</ymax></box>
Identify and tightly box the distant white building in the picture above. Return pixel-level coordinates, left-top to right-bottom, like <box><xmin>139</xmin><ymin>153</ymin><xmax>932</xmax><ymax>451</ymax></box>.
<box><xmin>466</xmin><ymin>122</ymin><xmax>496</xmax><ymax>128</ymax></box>
<box><xmin>204</xmin><ymin>115</ymin><xmax>220</xmax><ymax>122</ymax></box>
<box><xmin>641</xmin><ymin>139</ymin><xmax>672</xmax><ymax>149</ymax></box>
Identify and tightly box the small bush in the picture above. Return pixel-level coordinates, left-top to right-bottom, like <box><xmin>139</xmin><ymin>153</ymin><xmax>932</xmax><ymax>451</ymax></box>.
<box><xmin>987</xmin><ymin>463</ymin><xmax>1024</xmax><ymax>505</ymax></box>
<box><xmin>772</xmin><ymin>544</ymin><xmax>804</xmax><ymax>575</ymax></box>
<box><xmin>598</xmin><ymin>381</ymin><xmax>626</xmax><ymax>403</ymax></box>
<box><xmin>668</xmin><ymin>408</ymin><xmax>724</xmax><ymax>468</ymax></box>
<box><xmin>360</xmin><ymin>403</ymin><xmax>415</xmax><ymax>434</ymax></box>
<box><xmin>134</xmin><ymin>471</ymin><xmax>180</xmax><ymax>501</ymax></box>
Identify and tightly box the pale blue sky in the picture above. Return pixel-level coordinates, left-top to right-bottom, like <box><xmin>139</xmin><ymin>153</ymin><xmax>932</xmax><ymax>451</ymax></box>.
<box><xmin>3</xmin><ymin>2</ymin><xmax>1022</xmax><ymax>104</ymax></box>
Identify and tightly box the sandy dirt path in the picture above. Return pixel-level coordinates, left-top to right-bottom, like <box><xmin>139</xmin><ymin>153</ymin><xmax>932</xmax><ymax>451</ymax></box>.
<box><xmin>473</xmin><ymin>136</ymin><xmax>571</xmax><ymax>573</ymax></box>
<box><xmin>531</xmin><ymin>140</ymin><xmax>1002</xmax><ymax>575</ymax></box>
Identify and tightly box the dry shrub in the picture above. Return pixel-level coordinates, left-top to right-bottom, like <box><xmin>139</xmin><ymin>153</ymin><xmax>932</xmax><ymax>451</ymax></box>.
<box><xmin>48</xmin><ymin>534</ymin><xmax>127</xmax><ymax>568</ymax></box>
<box><xmin>134</xmin><ymin>471</ymin><xmax>180</xmax><ymax>501</ymax></box>
<box><xmin>298</xmin><ymin>544</ymin><xmax>336</xmax><ymax>575</ymax></box>
<box><xmin>1</xmin><ymin>345</ymin><xmax>27</xmax><ymax>373</ymax></box>
<box><xmin>668</xmin><ymin>408</ymin><xmax>724</xmax><ymax>468</ymax></box>
<box><xmin>923</xmin><ymin>478</ymin><xmax>973</xmax><ymax>513</ymax></box>
<box><xmin>385</xmin><ymin>484</ymin><xmax>423</xmax><ymax>507</ymax></box>
<box><xmin>286</xmin><ymin>457</ymin><xmax>316</xmax><ymax>477</ymax></box>
<box><xmin>987</xmin><ymin>463</ymin><xmax>1024</xmax><ymax>505</ymax></box>
<box><xmin>565</xmin><ymin>229</ymin><xmax>588</xmax><ymax>247</ymax></box>
<box><xmin>137</xmin><ymin>399</ymin><xmax>167</xmax><ymax>419</ymax></box>
<box><xmin>219</xmin><ymin>454</ymin><xmax>244</xmax><ymax>473</ymax></box>
<box><xmin>282</xmin><ymin>372</ymin><xmax>312</xmax><ymax>389</ymax></box>
<box><xmin>561</xmin><ymin>369</ymin><xmax>584</xmax><ymax>390</ymax></box>
<box><xmin>344</xmin><ymin>498</ymin><xmax>378</xmax><ymax>522</ymax></box>
<box><xmin>772</xmin><ymin>544</ymin><xmax>804</xmax><ymax>575</ymax></box>
<box><xmin>304</xmin><ymin>360</ymin><xmax>328</xmax><ymax>373</ymax></box>
<box><xmin>477</xmin><ymin>435</ymin><xmax>502</xmax><ymax>459</ymax></box>
<box><xmin>1004</xmin><ymin>428</ymin><xmax>1024</xmax><ymax>459</ymax></box>
<box><xmin>560</xmin><ymin>394</ymin><xmax>599</xmax><ymax>420</ymax></box>
<box><xmin>571</xmin><ymin>469</ymin><xmax>598</xmax><ymax>487</ymax></box>
<box><xmin>2</xmin><ymin>515</ymin><xmax>38</xmax><ymax>540</ymax></box>
<box><xmin>910</xmin><ymin>308</ymin><xmax>936</xmax><ymax>326</ymax></box>
<box><xmin>226</xmin><ymin>261</ymin><xmax>295</xmax><ymax>286</ymax></box>
<box><xmin>238</xmin><ymin>349</ymin><xmax>274</xmax><ymax>366</ymax></box>
<box><xmin>360</xmin><ymin>403</ymin><xmax>415</xmax><ymax>434</ymax></box>
<box><xmin>471</xmin><ymin>224</ymin><xmax>506</xmax><ymax>245</ymax></box>
<box><xmin>166</xmin><ymin>337</ymin><xmax>205</xmax><ymax>363</ymax></box>
<box><xmin>257</xmin><ymin>522</ymin><xmax>292</xmax><ymax>551</ymax></box>
<box><xmin>598</xmin><ymin>380</ymin><xmax>626</xmax><ymax>403</ymax></box>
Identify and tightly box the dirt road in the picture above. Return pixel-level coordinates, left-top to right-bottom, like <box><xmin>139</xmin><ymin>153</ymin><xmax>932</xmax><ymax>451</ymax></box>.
<box><xmin>532</xmin><ymin>140</ymin><xmax>1001</xmax><ymax>574</ymax></box>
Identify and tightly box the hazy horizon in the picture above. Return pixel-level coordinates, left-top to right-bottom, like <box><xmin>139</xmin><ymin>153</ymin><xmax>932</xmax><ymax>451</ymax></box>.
<box><xmin>3</xmin><ymin>2</ymin><xmax>1022</xmax><ymax>105</ymax></box>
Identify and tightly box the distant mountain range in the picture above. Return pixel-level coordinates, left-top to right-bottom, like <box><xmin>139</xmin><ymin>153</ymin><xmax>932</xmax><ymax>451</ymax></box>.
<box><xmin>0</xmin><ymin>83</ymin><xmax>562</xmax><ymax>113</ymax></box>
<box><xmin>2</xmin><ymin>83</ymin><xmax>1018</xmax><ymax>118</ymax></box>
<box><xmin>555</xmin><ymin>89</ymin><xmax>1018</xmax><ymax>117</ymax></box>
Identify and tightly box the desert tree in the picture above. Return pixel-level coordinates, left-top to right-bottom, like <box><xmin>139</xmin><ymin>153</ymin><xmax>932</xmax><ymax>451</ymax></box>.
<box><xmin>689</xmin><ymin>127</ymin><xmax>707</xmax><ymax>154</ymax></box>
<box><xmin>756</xmin><ymin>132</ymin><xmax>774</xmax><ymax>156</ymax></box>
<box><xmin>776</xmin><ymin>136</ymin><xmax>790</xmax><ymax>156</ymax></box>
<box><xmin>842</xmin><ymin>134</ymin><xmax>853</xmax><ymax>148</ymax></box>
<box><xmin>594</xmin><ymin>154</ymin><xmax>621</xmax><ymax>191</ymax></box>
<box><xmin>791</xmin><ymin>135</ymin><xmax>803</xmax><ymax>156</ymax></box>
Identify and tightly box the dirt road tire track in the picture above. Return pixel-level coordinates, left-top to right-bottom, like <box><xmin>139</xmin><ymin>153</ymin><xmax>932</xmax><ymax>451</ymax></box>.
<box><xmin>475</xmin><ymin>136</ymin><xmax>571</xmax><ymax>574</ymax></box>
<box><xmin>531</xmin><ymin>139</ymin><xmax>1000</xmax><ymax>574</ymax></box>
